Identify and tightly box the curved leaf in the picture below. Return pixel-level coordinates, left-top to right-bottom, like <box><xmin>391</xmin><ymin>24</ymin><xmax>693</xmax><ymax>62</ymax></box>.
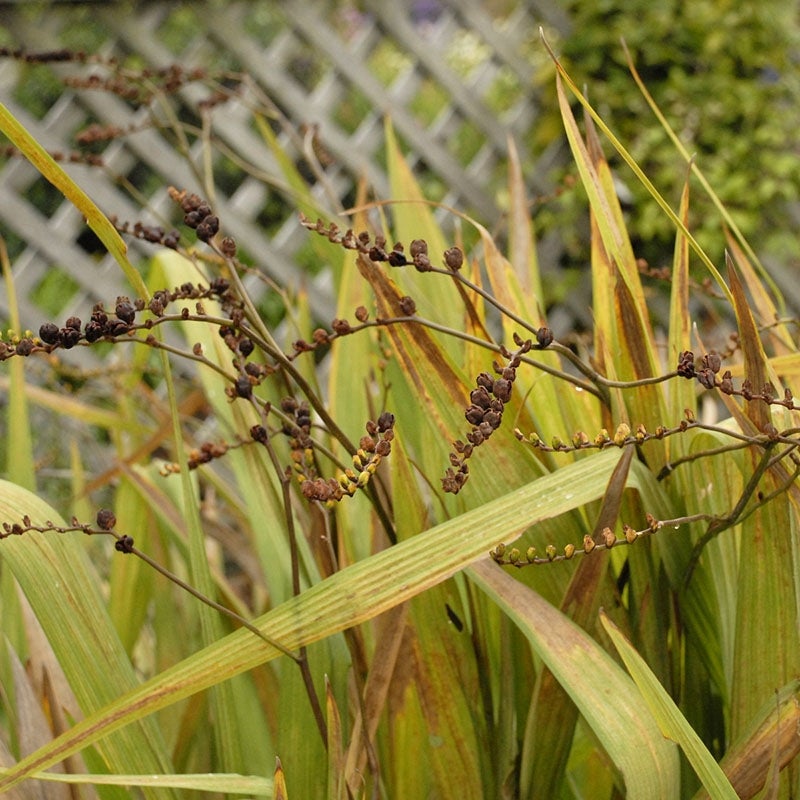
<box><xmin>470</xmin><ymin>561</ymin><xmax>680</xmax><ymax>798</ymax></box>
<box><xmin>601</xmin><ymin>611</ymin><xmax>738</xmax><ymax>800</ymax></box>
<box><xmin>0</xmin><ymin>482</ymin><xmax>178</xmax><ymax>799</ymax></box>
<box><xmin>0</xmin><ymin>104</ymin><xmax>147</xmax><ymax>299</ymax></box>
<box><xmin>0</xmin><ymin>770</ymin><xmax>272</xmax><ymax>795</ymax></box>
<box><xmin>0</xmin><ymin>449</ymin><xmax>624</xmax><ymax>790</ymax></box>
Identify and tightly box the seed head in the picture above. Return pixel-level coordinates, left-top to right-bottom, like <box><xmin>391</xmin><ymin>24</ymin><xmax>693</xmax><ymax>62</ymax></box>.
<box><xmin>115</xmin><ymin>299</ymin><xmax>136</xmax><ymax>324</ymax></box>
<box><xmin>536</xmin><ymin>327</ymin><xmax>553</xmax><ymax>348</ymax></box>
<box><xmin>96</xmin><ymin>508</ymin><xmax>117</xmax><ymax>530</ymax></box>
<box><xmin>39</xmin><ymin>322</ymin><xmax>59</xmax><ymax>344</ymax></box>
<box><xmin>14</xmin><ymin>338</ymin><xmax>33</xmax><ymax>356</ymax></box>
<box><xmin>443</xmin><ymin>247</ymin><xmax>464</xmax><ymax>271</ymax></box>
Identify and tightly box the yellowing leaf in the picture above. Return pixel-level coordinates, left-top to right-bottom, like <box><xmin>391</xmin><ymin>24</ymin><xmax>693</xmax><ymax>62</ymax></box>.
<box><xmin>0</xmin><ymin>481</ymin><xmax>179</xmax><ymax>797</ymax></box>
<box><xmin>0</xmin><ymin>104</ymin><xmax>147</xmax><ymax>299</ymax></box>
<box><xmin>544</xmin><ymin>37</ymin><xmax>731</xmax><ymax>303</ymax></box>
<box><xmin>470</xmin><ymin>562</ymin><xmax>680</xmax><ymax>799</ymax></box>
<box><xmin>600</xmin><ymin>612</ymin><xmax>737</xmax><ymax>799</ymax></box>
<box><xmin>0</xmin><ymin>450</ymin><xmax>625</xmax><ymax>790</ymax></box>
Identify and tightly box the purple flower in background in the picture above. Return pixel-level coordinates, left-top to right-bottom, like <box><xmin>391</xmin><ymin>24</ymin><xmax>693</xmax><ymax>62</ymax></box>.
<box><xmin>412</xmin><ymin>0</ymin><xmax>443</xmax><ymax>25</ymax></box>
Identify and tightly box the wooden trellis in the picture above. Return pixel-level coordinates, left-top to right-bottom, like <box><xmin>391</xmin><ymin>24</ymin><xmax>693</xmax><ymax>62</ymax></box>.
<box><xmin>0</xmin><ymin>0</ymin><xmax>569</xmax><ymax>355</ymax></box>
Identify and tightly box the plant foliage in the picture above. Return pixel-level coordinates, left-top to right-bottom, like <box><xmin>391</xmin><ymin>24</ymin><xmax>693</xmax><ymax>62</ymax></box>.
<box><xmin>0</xmin><ymin>41</ymin><xmax>798</xmax><ymax>800</ymax></box>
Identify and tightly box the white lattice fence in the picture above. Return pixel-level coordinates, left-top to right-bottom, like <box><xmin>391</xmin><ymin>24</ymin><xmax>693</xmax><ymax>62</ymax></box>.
<box><xmin>0</xmin><ymin>0</ymin><xmax>568</xmax><ymax>357</ymax></box>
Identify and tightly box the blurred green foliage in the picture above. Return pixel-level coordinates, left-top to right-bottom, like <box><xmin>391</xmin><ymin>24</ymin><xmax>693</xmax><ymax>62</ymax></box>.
<box><xmin>11</xmin><ymin>64</ymin><xmax>63</xmax><ymax>121</ymax></box>
<box><xmin>30</xmin><ymin>267</ymin><xmax>79</xmax><ymax>317</ymax></box>
<box><xmin>552</xmin><ymin>0</ymin><xmax>800</xmax><ymax>266</ymax></box>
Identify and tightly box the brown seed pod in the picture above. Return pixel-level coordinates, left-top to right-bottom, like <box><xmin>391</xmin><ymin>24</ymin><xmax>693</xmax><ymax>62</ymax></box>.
<box><xmin>96</xmin><ymin>508</ymin><xmax>117</xmax><ymax>530</ymax></box>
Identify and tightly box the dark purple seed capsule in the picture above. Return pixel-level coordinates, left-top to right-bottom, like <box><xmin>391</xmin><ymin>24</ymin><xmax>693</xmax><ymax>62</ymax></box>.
<box><xmin>39</xmin><ymin>322</ymin><xmax>59</xmax><ymax>344</ymax></box>
<box><xmin>377</xmin><ymin>412</ymin><xmax>395</xmax><ymax>432</ymax></box>
<box><xmin>96</xmin><ymin>508</ymin><xmax>117</xmax><ymax>530</ymax></box>
<box><xmin>14</xmin><ymin>339</ymin><xmax>33</xmax><ymax>356</ymax></box>
<box><xmin>536</xmin><ymin>327</ymin><xmax>553</xmax><ymax>348</ymax></box>
<box><xmin>234</xmin><ymin>376</ymin><xmax>252</xmax><ymax>398</ymax></box>
<box><xmin>115</xmin><ymin>301</ymin><xmax>135</xmax><ymax>324</ymax></box>
<box><xmin>443</xmin><ymin>247</ymin><xmax>463</xmax><ymax>271</ymax></box>
<box><xmin>84</xmin><ymin>321</ymin><xmax>103</xmax><ymax>342</ymax></box>
<box><xmin>465</xmin><ymin>405</ymin><xmax>485</xmax><ymax>425</ymax></box>
<box><xmin>59</xmin><ymin>328</ymin><xmax>81</xmax><ymax>348</ymax></box>
<box><xmin>114</xmin><ymin>535</ymin><xmax>134</xmax><ymax>553</ymax></box>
